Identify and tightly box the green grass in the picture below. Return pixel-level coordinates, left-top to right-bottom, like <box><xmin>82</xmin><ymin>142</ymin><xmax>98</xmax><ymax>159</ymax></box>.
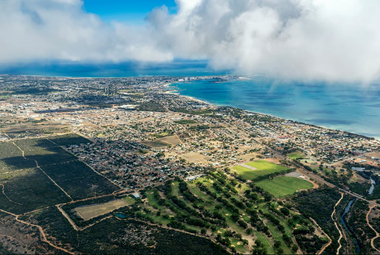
<box><xmin>300</xmin><ymin>158</ymin><xmax>316</xmax><ymax>164</ymax></box>
<box><xmin>256</xmin><ymin>177</ymin><xmax>314</xmax><ymax>197</ymax></box>
<box><xmin>255</xmin><ymin>232</ymin><xmax>275</xmax><ymax>254</ymax></box>
<box><xmin>230</xmin><ymin>239</ymin><xmax>246</xmax><ymax>253</ymax></box>
<box><xmin>233</xmin><ymin>160</ymin><xmax>288</xmax><ymax>180</ymax></box>
<box><xmin>122</xmin><ymin>196</ymin><xmax>136</xmax><ymax>205</ymax></box>
<box><xmin>287</xmin><ymin>152</ymin><xmax>304</xmax><ymax>160</ymax></box>
<box><xmin>174</xmin><ymin>120</ymin><xmax>197</xmax><ymax>124</ymax></box>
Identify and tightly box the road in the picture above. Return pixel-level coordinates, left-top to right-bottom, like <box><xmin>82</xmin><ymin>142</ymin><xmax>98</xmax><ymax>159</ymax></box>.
<box><xmin>256</xmin><ymin>139</ymin><xmax>380</xmax><ymax>208</ymax></box>
<box><xmin>366</xmin><ymin>206</ymin><xmax>380</xmax><ymax>253</ymax></box>
<box><xmin>332</xmin><ymin>193</ymin><xmax>344</xmax><ymax>255</ymax></box>
<box><xmin>0</xmin><ymin>208</ymin><xmax>74</xmax><ymax>255</ymax></box>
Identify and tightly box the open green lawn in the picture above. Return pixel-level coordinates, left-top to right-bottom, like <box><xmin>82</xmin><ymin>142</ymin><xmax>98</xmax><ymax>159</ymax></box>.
<box><xmin>233</xmin><ymin>160</ymin><xmax>288</xmax><ymax>180</ymax></box>
<box><xmin>300</xmin><ymin>158</ymin><xmax>316</xmax><ymax>164</ymax></box>
<box><xmin>174</xmin><ymin>120</ymin><xmax>197</xmax><ymax>124</ymax></box>
<box><xmin>287</xmin><ymin>152</ymin><xmax>304</xmax><ymax>160</ymax></box>
<box><xmin>256</xmin><ymin>177</ymin><xmax>313</xmax><ymax>197</ymax></box>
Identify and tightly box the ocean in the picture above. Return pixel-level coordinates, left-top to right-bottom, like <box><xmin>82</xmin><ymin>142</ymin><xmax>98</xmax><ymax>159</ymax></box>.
<box><xmin>0</xmin><ymin>60</ymin><xmax>227</xmax><ymax>77</ymax></box>
<box><xmin>1</xmin><ymin>61</ymin><xmax>379</xmax><ymax>138</ymax></box>
<box><xmin>170</xmin><ymin>78</ymin><xmax>380</xmax><ymax>139</ymax></box>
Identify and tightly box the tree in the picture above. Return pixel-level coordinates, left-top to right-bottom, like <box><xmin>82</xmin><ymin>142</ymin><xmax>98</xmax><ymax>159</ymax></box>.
<box><xmin>255</xmin><ymin>240</ymin><xmax>263</xmax><ymax>248</ymax></box>
<box><xmin>246</xmin><ymin>228</ymin><xmax>253</xmax><ymax>235</ymax></box>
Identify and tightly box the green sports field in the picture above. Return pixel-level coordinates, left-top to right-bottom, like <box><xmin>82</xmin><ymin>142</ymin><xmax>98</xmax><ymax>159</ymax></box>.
<box><xmin>287</xmin><ymin>152</ymin><xmax>304</xmax><ymax>160</ymax></box>
<box><xmin>256</xmin><ymin>177</ymin><xmax>313</xmax><ymax>197</ymax></box>
<box><xmin>233</xmin><ymin>160</ymin><xmax>289</xmax><ymax>180</ymax></box>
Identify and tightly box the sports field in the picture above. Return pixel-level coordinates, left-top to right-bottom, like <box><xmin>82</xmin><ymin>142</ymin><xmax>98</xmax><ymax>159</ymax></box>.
<box><xmin>256</xmin><ymin>177</ymin><xmax>313</xmax><ymax>197</ymax></box>
<box><xmin>233</xmin><ymin>160</ymin><xmax>288</xmax><ymax>180</ymax></box>
<box><xmin>287</xmin><ymin>152</ymin><xmax>304</xmax><ymax>160</ymax></box>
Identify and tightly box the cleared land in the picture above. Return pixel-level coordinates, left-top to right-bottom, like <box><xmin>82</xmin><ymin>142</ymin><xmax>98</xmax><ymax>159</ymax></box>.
<box><xmin>233</xmin><ymin>160</ymin><xmax>288</xmax><ymax>180</ymax></box>
<box><xmin>75</xmin><ymin>197</ymin><xmax>135</xmax><ymax>221</ymax></box>
<box><xmin>141</xmin><ymin>140</ymin><xmax>169</xmax><ymax>148</ymax></box>
<box><xmin>256</xmin><ymin>177</ymin><xmax>314</xmax><ymax>197</ymax></box>
<box><xmin>158</xmin><ymin>135</ymin><xmax>181</xmax><ymax>146</ymax></box>
<box><xmin>180</xmin><ymin>152</ymin><xmax>210</xmax><ymax>164</ymax></box>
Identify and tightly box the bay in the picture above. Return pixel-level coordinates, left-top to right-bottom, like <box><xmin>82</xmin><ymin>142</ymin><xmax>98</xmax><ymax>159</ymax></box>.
<box><xmin>171</xmin><ymin>78</ymin><xmax>380</xmax><ymax>139</ymax></box>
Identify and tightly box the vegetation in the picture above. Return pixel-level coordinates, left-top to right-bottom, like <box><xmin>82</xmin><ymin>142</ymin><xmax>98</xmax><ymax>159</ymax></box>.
<box><xmin>287</xmin><ymin>152</ymin><xmax>304</xmax><ymax>160</ymax></box>
<box><xmin>293</xmin><ymin>187</ymin><xmax>342</xmax><ymax>254</ymax></box>
<box><xmin>233</xmin><ymin>160</ymin><xmax>290</xmax><ymax>180</ymax></box>
<box><xmin>0</xmin><ymin>136</ymin><xmax>119</xmax><ymax>213</ymax></box>
<box><xmin>174</xmin><ymin>120</ymin><xmax>197</xmax><ymax>124</ymax></box>
<box><xmin>256</xmin><ymin>177</ymin><xmax>314</xmax><ymax>197</ymax></box>
<box><xmin>117</xmin><ymin>171</ymin><xmax>321</xmax><ymax>254</ymax></box>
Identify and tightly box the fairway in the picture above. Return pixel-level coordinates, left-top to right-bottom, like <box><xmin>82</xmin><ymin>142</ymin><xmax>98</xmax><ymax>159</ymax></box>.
<box><xmin>256</xmin><ymin>177</ymin><xmax>313</xmax><ymax>197</ymax></box>
<box><xmin>233</xmin><ymin>160</ymin><xmax>288</xmax><ymax>180</ymax></box>
<box><xmin>75</xmin><ymin>197</ymin><xmax>135</xmax><ymax>221</ymax></box>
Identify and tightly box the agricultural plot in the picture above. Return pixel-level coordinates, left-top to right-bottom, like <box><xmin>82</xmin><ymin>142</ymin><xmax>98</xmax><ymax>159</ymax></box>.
<box><xmin>256</xmin><ymin>177</ymin><xmax>314</xmax><ymax>197</ymax></box>
<box><xmin>0</xmin><ymin>135</ymin><xmax>119</xmax><ymax>214</ymax></box>
<box><xmin>0</xmin><ymin>168</ymin><xmax>71</xmax><ymax>214</ymax></box>
<box><xmin>48</xmin><ymin>133</ymin><xmax>92</xmax><ymax>146</ymax></box>
<box><xmin>43</xmin><ymin>161</ymin><xmax>119</xmax><ymax>200</ymax></box>
<box><xmin>233</xmin><ymin>160</ymin><xmax>289</xmax><ymax>180</ymax></box>
<box><xmin>14</xmin><ymin>139</ymin><xmax>76</xmax><ymax>166</ymax></box>
<box><xmin>0</xmin><ymin>142</ymin><xmax>35</xmax><ymax>171</ymax></box>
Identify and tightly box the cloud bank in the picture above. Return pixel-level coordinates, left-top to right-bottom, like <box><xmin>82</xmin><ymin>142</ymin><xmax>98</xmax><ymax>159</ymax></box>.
<box><xmin>1</xmin><ymin>0</ymin><xmax>380</xmax><ymax>82</ymax></box>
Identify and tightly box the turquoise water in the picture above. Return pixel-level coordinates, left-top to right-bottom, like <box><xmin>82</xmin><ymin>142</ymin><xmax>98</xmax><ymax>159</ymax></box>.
<box><xmin>171</xmin><ymin>78</ymin><xmax>380</xmax><ymax>139</ymax></box>
<box><xmin>0</xmin><ymin>60</ymin><xmax>228</xmax><ymax>77</ymax></box>
<box><xmin>115</xmin><ymin>213</ymin><xmax>127</xmax><ymax>219</ymax></box>
<box><xmin>2</xmin><ymin>61</ymin><xmax>379</xmax><ymax>138</ymax></box>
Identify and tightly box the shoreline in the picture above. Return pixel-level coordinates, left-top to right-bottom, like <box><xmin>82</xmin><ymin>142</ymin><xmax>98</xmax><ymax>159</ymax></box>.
<box><xmin>168</xmin><ymin>83</ymin><xmax>379</xmax><ymax>141</ymax></box>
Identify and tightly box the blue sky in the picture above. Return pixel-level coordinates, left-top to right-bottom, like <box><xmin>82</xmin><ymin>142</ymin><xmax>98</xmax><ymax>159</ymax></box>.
<box><xmin>83</xmin><ymin>0</ymin><xmax>177</xmax><ymax>23</ymax></box>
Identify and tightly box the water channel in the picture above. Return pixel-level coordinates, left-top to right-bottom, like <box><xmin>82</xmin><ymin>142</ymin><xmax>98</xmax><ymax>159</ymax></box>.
<box><xmin>340</xmin><ymin>198</ymin><xmax>361</xmax><ymax>254</ymax></box>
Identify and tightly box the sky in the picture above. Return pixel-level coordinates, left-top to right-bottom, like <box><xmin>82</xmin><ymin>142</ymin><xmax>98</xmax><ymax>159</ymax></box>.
<box><xmin>0</xmin><ymin>0</ymin><xmax>380</xmax><ymax>83</ymax></box>
<box><xmin>83</xmin><ymin>0</ymin><xmax>176</xmax><ymax>23</ymax></box>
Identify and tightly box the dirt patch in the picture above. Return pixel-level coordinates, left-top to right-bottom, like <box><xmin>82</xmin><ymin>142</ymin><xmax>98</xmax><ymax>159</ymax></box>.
<box><xmin>285</xmin><ymin>171</ymin><xmax>304</xmax><ymax>178</ymax></box>
<box><xmin>180</xmin><ymin>152</ymin><xmax>210</xmax><ymax>164</ymax></box>
<box><xmin>74</xmin><ymin>199</ymin><xmax>131</xmax><ymax>221</ymax></box>
<box><xmin>141</xmin><ymin>140</ymin><xmax>169</xmax><ymax>148</ymax></box>
<box><xmin>158</xmin><ymin>135</ymin><xmax>181</xmax><ymax>146</ymax></box>
<box><xmin>265</xmin><ymin>158</ymin><xmax>281</xmax><ymax>164</ymax></box>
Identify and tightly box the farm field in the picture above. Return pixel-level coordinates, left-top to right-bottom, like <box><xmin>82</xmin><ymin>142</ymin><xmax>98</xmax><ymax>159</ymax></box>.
<box><xmin>0</xmin><ymin>134</ymin><xmax>119</xmax><ymax>213</ymax></box>
<box><xmin>256</xmin><ymin>177</ymin><xmax>314</xmax><ymax>197</ymax></box>
<box><xmin>0</xmin><ymin>168</ymin><xmax>71</xmax><ymax>214</ymax></box>
<box><xmin>75</xmin><ymin>197</ymin><xmax>135</xmax><ymax>221</ymax></box>
<box><xmin>48</xmin><ymin>133</ymin><xmax>92</xmax><ymax>146</ymax></box>
<box><xmin>287</xmin><ymin>152</ymin><xmax>304</xmax><ymax>160</ymax></box>
<box><xmin>233</xmin><ymin>160</ymin><xmax>289</xmax><ymax>180</ymax></box>
<box><xmin>42</xmin><ymin>160</ymin><xmax>119</xmax><ymax>200</ymax></box>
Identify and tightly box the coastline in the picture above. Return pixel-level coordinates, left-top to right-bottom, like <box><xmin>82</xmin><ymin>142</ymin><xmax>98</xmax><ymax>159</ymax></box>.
<box><xmin>167</xmin><ymin>83</ymin><xmax>379</xmax><ymax>141</ymax></box>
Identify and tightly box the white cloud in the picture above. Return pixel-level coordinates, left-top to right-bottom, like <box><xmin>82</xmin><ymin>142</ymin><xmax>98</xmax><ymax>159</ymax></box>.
<box><xmin>0</xmin><ymin>0</ymin><xmax>172</xmax><ymax>64</ymax></box>
<box><xmin>1</xmin><ymin>0</ymin><xmax>380</xmax><ymax>82</ymax></box>
<box><xmin>148</xmin><ymin>0</ymin><xmax>380</xmax><ymax>82</ymax></box>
